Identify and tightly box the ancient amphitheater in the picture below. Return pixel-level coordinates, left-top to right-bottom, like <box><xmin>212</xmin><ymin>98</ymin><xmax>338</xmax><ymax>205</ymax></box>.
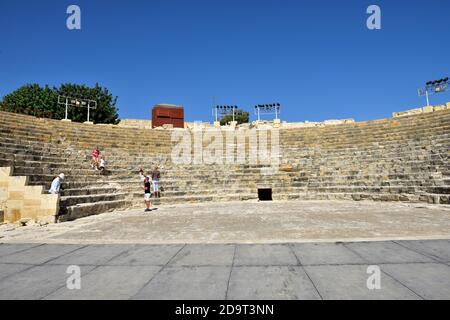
<box><xmin>0</xmin><ymin>104</ymin><xmax>450</xmax><ymax>226</ymax></box>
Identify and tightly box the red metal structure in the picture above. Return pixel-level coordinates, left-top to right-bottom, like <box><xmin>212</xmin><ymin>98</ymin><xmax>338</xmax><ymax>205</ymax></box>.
<box><xmin>152</xmin><ymin>104</ymin><xmax>184</xmax><ymax>128</ymax></box>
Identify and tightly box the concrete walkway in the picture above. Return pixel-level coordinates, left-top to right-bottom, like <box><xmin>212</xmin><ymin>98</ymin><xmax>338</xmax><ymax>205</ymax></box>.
<box><xmin>0</xmin><ymin>240</ymin><xmax>449</xmax><ymax>300</ymax></box>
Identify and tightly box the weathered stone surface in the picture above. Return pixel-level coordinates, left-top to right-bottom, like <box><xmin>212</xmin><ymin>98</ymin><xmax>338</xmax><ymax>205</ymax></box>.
<box><xmin>106</xmin><ymin>244</ymin><xmax>183</xmax><ymax>266</ymax></box>
<box><xmin>47</xmin><ymin>244</ymin><xmax>134</xmax><ymax>265</ymax></box>
<box><xmin>1</xmin><ymin>105</ymin><xmax>450</xmax><ymax>223</ymax></box>
<box><xmin>133</xmin><ymin>266</ymin><xmax>230</xmax><ymax>300</ymax></box>
<box><xmin>345</xmin><ymin>242</ymin><xmax>434</xmax><ymax>264</ymax></box>
<box><xmin>381</xmin><ymin>263</ymin><xmax>450</xmax><ymax>300</ymax></box>
<box><xmin>45</xmin><ymin>266</ymin><xmax>160</xmax><ymax>300</ymax></box>
<box><xmin>234</xmin><ymin>244</ymin><xmax>298</xmax><ymax>266</ymax></box>
<box><xmin>1</xmin><ymin>201</ymin><xmax>449</xmax><ymax>244</ymax></box>
<box><xmin>168</xmin><ymin>244</ymin><xmax>235</xmax><ymax>266</ymax></box>
<box><xmin>396</xmin><ymin>240</ymin><xmax>450</xmax><ymax>262</ymax></box>
<box><xmin>291</xmin><ymin>243</ymin><xmax>365</xmax><ymax>265</ymax></box>
<box><xmin>304</xmin><ymin>265</ymin><xmax>421</xmax><ymax>300</ymax></box>
<box><xmin>1</xmin><ymin>244</ymin><xmax>83</xmax><ymax>264</ymax></box>
<box><xmin>0</xmin><ymin>243</ymin><xmax>41</xmax><ymax>257</ymax></box>
<box><xmin>227</xmin><ymin>266</ymin><xmax>320</xmax><ymax>300</ymax></box>
<box><xmin>0</xmin><ymin>166</ymin><xmax>58</xmax><ymax>224</ymax></box>
<box><xmin>0</xmin><ymin>264</ymin><xmax>96</xmax><ymax>300</ymax></box>
<box><xmin>0</xmin><ymin>241</ymin><xmax>449</xmax><ymax>299</ymax></box>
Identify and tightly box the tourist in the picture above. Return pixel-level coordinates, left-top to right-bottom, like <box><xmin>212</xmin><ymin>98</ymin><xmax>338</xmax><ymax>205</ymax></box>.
<box><xmin>139</xmin><ymin>168</ymin><xmax>146</xmax><ymax>182</ymax></box>
<box><xmin>91</xmin><ymin>146</ymin><xmax>101</xmax><ymax>169</ymax></box>
<box><xmin>99</xmin><ymin>156</ymin><xmax>108</xmax><ymax>174</ymax></box>
<box><xmin>49</xmin><ymin>173</ymin><xmax>65</xmax><ymax>194</ymax></box>
<box><xmin>143</xmin><ymin>176</ymin><xmax>152</xmax><ymax>212</ymax></box>
<box><xmin>151</xmin><ymin>166</ymin><xmax>161</xmax><ymax>198</ymax></box>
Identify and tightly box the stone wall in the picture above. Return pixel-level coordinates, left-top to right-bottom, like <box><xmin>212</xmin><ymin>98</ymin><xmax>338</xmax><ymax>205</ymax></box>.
<box><xmin>0</xmin><ymin>167</ymin><xmax>59</xmax><ymax>224</ymax></box>
<box><xmin>393</xmin><ymin>102</ymin><xmax>450</xmax><ymax>118</ymax></box>
<box><xmin>118</xmin><ymin>119</ymin><xmax>152</xmax><ymax>129</ymax></box>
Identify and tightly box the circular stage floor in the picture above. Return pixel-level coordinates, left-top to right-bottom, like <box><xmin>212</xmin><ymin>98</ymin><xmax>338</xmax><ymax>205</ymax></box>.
<box><xmin>2</xmin><ymin>200</ymin><xmax>450</xmax><ymax>244</ymax></box>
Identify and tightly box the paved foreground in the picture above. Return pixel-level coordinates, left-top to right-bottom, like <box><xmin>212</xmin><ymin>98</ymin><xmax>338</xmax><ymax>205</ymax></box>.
<box><xmin>1</xmin><ymin>201</ymin><xmax>449</xmax><ymax>299</ymax></box>
<box><xmin>0</xmin><ymin>241</ymin><xmax>450</xmax><ymax>299</ymax></box>
<box><xmin>1</xmin><ymin>201</ymin><xmax>450</xmax><ymax>244</ymax></box>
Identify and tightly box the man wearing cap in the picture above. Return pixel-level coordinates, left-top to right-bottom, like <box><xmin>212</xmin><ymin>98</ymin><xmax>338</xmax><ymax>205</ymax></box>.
<box><xmin>49</xmin><ymin>173</ymin><xmax>65</xmax><ymax>194</ymax></box>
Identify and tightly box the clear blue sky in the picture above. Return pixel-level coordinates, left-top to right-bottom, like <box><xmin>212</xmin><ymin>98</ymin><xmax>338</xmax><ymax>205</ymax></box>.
<box><xmin>1</xmin><ymin>0</ymin><xmax>449</xmax><ymax>122</ymax></box>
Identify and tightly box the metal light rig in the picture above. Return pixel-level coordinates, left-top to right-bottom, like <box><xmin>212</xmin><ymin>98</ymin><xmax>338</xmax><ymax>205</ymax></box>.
<box><xmin>418</xmin><ymin>77</ymin><xmax>449</xmax><ymax>106</ymax></box>
<box><xmin>58</xmin><ymin>95</ymin><xmax>97</xmax><ymax>122</ymax></box>
<box><xmin>214</xmin><ymin>105</ymin><xmax>239</xmax><ymax>122</ymax></box>
<box><xmin>254</xmin><ymin>103</ymin><xmax>281</xmax><ymax>121</ymax></box>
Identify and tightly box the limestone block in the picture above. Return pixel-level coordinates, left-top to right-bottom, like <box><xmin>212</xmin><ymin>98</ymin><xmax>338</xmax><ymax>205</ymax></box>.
<box><xmin>0</xmin><ymin>186</ymin><xmax>7</xmax><ymax>199</ymax></box>
<box><xmin>0</xmin><ymin>166</ymin><xmax>59</xmax><ymax>224</ymax></box>
<box><xmin>324</xmin><ymin>120</ymin><xmax>344</xmax><ymax>126</ymax></box>
<box><xmin>422</xmin><ymin>106</ymin><xmax>434</xmax><ymax>113</ymax></box>
<box><xmin>8</xmin><ymin>191</ymin><xmax>25</xmax><ymax>201</ymax></box>
<box><xmin>433</xmin><ymin>105</ymin><xmax>444</xmax><ymax>111</ymax></box>
<box><xmin>0</xmin><ymin>167</ymin><xmax>12</xmax><ymax>177</ymax></box>
<box><xmin>273</xmin><ymin>119</ymin><xmax>281</xmax><ymax>128</ymax></box>
<box><xmin>24</xmin><ymin>186</ymin><xmax>44</xmax><ymax>199</ymax></box>
<box><xmin>214</xmin><ymin>121</ymin><xmax>221</xmax><ymax>128</ymax></box>
<box><xmin>4</xmin><ymin>208</ymin><xmax>20</xmax><ymax>223</ymax></box>
<box><xmin>40</xmin><ymin>194</ymin><xmax>59</xmax><ymax>211</ymax></box>
<box><xmin>6</xmin><ymin>199</ymin><xmax>23</xmax><ymax>210</ymax></box>
<box><xmin>280</xmin><ymin>164</ymin><xmax>293</xmax><ymax>172</ymax></box>
<box><xmin>20</xmin><ymin>207</ymin><xmax>38</xmax><ymax>221</ymax></box>
<box><xmin>446</xmin><ymin>102</ymin><xmax>450</xmax><ymax>109</ymax></box>
<box><xmin>8</xmin><ymin>176</ymin><xmax>28</xmax><ymax>186</ymax></box>
<box><xmin>23</xmin><ymin>198</ymin><xmax>42</xmax><ymax>207</ymax></box>
<box><xmin>392</xmin><ymin>108</ymin><xmax>423</xmax><ymax>118</ymax></box>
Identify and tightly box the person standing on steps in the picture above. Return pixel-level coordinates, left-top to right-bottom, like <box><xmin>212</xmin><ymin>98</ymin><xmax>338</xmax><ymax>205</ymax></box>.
<box><xmin>151</xmin><ymin>166</ymin><xmax>161</xmax><ymax>198</ymax></box>
<box><xmin>49</xmin><ymin>173</ymin><xmax>65</xmax><ymax>194</ymax></box>
<box><xmin>138</xmin><ymin>168</ymin><xmax>146</xmax><ymax>182</ymax></box>
<box><xmin>99</xmin><ymin>156</ymin><xmax>108</xmax><ymax>175</ymax></box>
<box><xmin>143</xmin><ymin>176</ymin><xmax>153</xmax><ymax>212</ymax></box>
<box><xmin>91</xmin><ymin>146</ymin><xmax>101</xmax><ymax>169</ymax></box>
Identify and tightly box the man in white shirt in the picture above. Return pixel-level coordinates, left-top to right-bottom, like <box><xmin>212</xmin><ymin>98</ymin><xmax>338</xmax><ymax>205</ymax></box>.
<box><xmin>99</xmin><ymin>157</ymin><xmax>108</xmax><ymax>174</ymax></box>
<box><xmin>139</xmin><ymin>168</ymin><xmax>145</xmax><ymax>182</ymax></box>
<box><xmin>49</xmin><ymin>173</ymin><xmax>65</xmax><ymax>194</ymax></box>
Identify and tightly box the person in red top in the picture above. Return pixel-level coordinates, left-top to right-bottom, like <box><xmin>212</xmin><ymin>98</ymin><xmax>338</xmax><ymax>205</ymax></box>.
<box><xmin>91</xmin><ymin>146</ymin><xmax>101</xmax><ymax>169</ymax></box>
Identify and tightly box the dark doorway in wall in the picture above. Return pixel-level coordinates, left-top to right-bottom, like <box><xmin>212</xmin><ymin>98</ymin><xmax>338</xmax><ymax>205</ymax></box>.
<box><xmin>258</xmin><ymin>188</ymin><xmax>273</xmax><ymax>201</ymax></box>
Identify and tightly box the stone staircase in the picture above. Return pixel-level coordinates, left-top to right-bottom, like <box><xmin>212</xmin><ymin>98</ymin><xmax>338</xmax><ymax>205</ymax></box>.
<box><xmin>277</xmin><ymin>109</ymin><xmax>450</xmax><ymax>203</ymax></box>
<box><xmin>0</xmin><ymin>167</ymin><xmax>59</xmax><ymax>224</ymax></box>
<box><xmin>0</xmin><ymin>106</ymin><xmax>449</xmax><ymax>222</ymax></box>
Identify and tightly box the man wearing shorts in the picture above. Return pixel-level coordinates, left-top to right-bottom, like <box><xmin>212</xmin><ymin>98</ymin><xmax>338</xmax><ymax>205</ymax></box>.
<box><xmin>143</xmin><ymin>176</ymin><xmax>152</xmax><ymax>212</ymax></box>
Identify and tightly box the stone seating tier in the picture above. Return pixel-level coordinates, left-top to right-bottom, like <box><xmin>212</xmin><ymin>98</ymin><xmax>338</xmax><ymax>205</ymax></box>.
<box><xmin>0</xmin><ymin>108</ymin><xmax>449</xmax><ymax>222</ymax></box>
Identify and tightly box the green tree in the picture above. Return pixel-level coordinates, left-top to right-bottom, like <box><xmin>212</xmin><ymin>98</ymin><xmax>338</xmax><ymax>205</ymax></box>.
<box><xmin>0</xmin><ymin>83</ymin><xmax>120</xmax><ymax>124</ymax></box>
<box><xmin>0</xmin><ymin>84</ymin><xmax>58</xmax><ymax>118</ymax></box>
<box><xmin>220</xmin><ymin>109</ymin><xmax>249</xmax><ymax>125</ymax></box>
